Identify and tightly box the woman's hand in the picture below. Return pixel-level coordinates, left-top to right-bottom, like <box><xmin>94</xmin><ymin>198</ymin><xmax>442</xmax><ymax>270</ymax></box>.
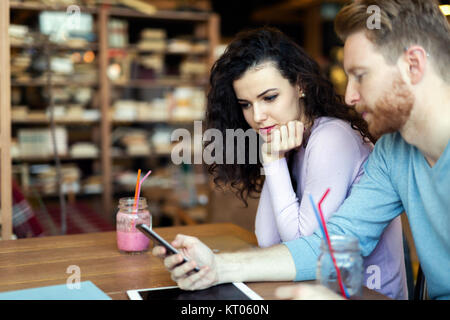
<box><xmin>152</xmin><ymin>234</ymin><xmax>219</xmax><ymax>290</ymax></box>
<box><xmin>261</xmin><ymin>120</ymin><xmax>304</xmax><ymax>164</ymax></box>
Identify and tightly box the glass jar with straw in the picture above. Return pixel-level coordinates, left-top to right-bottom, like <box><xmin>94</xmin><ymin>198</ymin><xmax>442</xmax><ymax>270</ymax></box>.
<box><xmin>116</xmin><ymin>197</ymin><xmax>151</xmax><ymax>254</ymax></box>
<box><xmin>308</xmin><ymin>188</ymin><xmax>362</xmax><ymax>299</ymax></box>
<box><xmin>116</xmin><ymin>169</ymin><xmax>153</xmax><ymax>254</ymax></box>
<box><xmin>317</xmin><ymin>234</ymin><xmax>364</xmax><ymax>298</ymax></box>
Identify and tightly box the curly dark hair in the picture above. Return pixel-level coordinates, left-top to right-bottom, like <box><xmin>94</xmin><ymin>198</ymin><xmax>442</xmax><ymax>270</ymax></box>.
<box><xmin>205</xmin><ymin>27</ymin><xmax>374</xmax><ymax>206</ymax></box>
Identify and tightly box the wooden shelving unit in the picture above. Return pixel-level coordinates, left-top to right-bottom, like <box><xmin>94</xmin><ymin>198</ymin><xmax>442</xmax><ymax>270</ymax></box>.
<box><xmin>11</xmin><ymin>80</ymin><xmax>99</xmax><ymax>87</ymax></box>
<box><xmin>12</xmin><ymin>155</ymin><xmax>99</xmax><ymax>162</ymax></box>
<box><xmin>99</xmin><ymin>4</ymin><xmax>219</xmax><ymax>219</ymax></box>
<box><xmin>10</xmin><ymin>42</ymin><xmax>99</xmax><ymax>51</ymax></box>
<box><xmin>1</xmin><ymin>0</ymin><xmax>12</xmax><ymax>240</ymax></box>
<box><xmin>12</xmin><ymin>119</ymin><xmax>99</xmax><ymax>125</ymax></box>
<box><xmin>111</xmin><ymin>78</ymin><xmax>207</xmax><ymax>88</ymax></box>
<box><xmin>1</xmin><ymin>1</ymin><xmax>220</xmax><ymax>235</ymax></box>
<box><xmin>108</xmin><ymin>6</ymin><xmax>211</xmax><ymax>21</ymax></box>
<box><xmin>9</xmin><ymin>1</ymin><xmax>97</xmax><ymax>13</ymax></box>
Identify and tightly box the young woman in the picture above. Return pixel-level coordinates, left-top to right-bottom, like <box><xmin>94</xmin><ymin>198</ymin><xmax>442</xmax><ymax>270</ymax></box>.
<box><xmin>204</xmin><ymin>27</ymin><xmax>407</xmax><ymax>299</ymax></box>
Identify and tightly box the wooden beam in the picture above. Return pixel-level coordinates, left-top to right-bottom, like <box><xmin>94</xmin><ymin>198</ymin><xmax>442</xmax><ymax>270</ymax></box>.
<box><xmin>98</xmin><ymin>5</ymin><xmax>113</xmax><ymax>220</ymax></box>
<box><xmin>251</xmin><ymin>0</ymin><xmax>347</xmax><ymax>23</ymax></box>
<box><xmin>207</xmin><ymin>13</ymin><xmax>220</xmax><ymax>69</ymax></box>
<box><xmin>304</xmin><ymin>4</ymin><xmax>322</xmax><ymax>59</ymax></box>
<box><xmin>251</xmin><ymin>0</ymin><xmax>318</xmax><ymax>22</ymax></box>
<box><xmin>0</xmin><ymin>0</ymin><xmax>13</xmax><ymax>240</ymax></box>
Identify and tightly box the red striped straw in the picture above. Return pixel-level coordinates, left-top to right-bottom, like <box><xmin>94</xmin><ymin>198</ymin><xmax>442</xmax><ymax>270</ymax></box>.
<box><xmin>136</xmin><ymin>169</ymin><xmax>152</xmax><ymax>206</ymax></box>
<box><xmin>131</xmin><ymin>169</ymin><xmax>152</xmax><ymax>229</ymax></box>
<box><xmin>133</xmin><ymin>169</ymin><xmax>141</xmax><ymax>213</ymax></box>
<box><xmin>318</xmin><ymin>188</ymin><xmax>349</xmax><ymax>299</ymax></box>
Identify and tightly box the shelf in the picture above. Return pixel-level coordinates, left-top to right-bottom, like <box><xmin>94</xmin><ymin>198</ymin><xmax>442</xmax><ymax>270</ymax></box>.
<box><xmin>12</xmin><ymin>119</ymin><xmax>99</xmax><ymax>125</ymax></box>
<box><xmin>25</xmin><ymin>190</ymin><xmax>102</xmax><ymax>198</ymax></box>
<box><xmin>3</xmin><ymin>2</ymin><xmax>219</xmax><ymax>223</ymax></box>
<box><xmin>112</xmin><ymin>119</ymin><xmax>200</xmax><ymax>125</ymax></box>
<box><xmin>112</xmin><ymin>152</ymin><xmax>172</xmax><ymax>159</ymax></box>
<box><xmin>11</xmin><ymin>42</ymin><xmax>99</xmax><ymax>51</ymax></box>
<box><xmin>114</xmin><ymin>185</ymin><xmax>170</xmax><ymax>193</ymax></box>
<box><xmin>11</xmin><ymin>79</ymin><xmax>99</xmax><ymax>87</ymax></box>
<box><xmin>12</xmin><ymin>155</ymin><xmax>99</xmax><ymax>163</ymax></box>
<box><xmin>115</xmin><ymin>46</ymin><xmax>208</xmax><ymax>56</ymax></box>
<box><xmin>9</xmin><ymin>1</ymin><xmax>97</xmax><ymax>14</ymax></box>
<box><xmin>111</xmin><ymin>78</ymin><xmax>207</xmax><ymax>88</ymax></box>
<box><xmin>108</xmin><ymin>6</ymin><xmax>211</xmax><ymax>22</ymax></box>
<box><xmin>9</xmin><ymin>2</ymin><xmax>211</xmax><ymax>21</ymax></box>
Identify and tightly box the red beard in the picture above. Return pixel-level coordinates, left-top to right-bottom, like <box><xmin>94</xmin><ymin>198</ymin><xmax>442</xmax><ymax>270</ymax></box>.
<box><xmin>356</xmin><ymin>74</ymin><xmax>415</xmax><ymax>139</ymax></box>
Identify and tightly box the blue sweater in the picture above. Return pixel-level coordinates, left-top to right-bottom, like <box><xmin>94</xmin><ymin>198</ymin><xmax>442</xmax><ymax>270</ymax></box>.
<box><xmin>285</xmin><ymin>132</ymin><xmax>450</xmax><ymax>300</ymax></box>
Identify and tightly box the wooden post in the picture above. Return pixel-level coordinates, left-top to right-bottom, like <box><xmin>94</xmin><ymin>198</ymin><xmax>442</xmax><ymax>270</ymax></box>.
<box><xmin>98</xmin><ymin>5</ymin><xmax>113</xmax><ymax>219</ymax></box>
<box><xmin>206</xmin><ymin>14</ymin><xmax>220</xmax><ymax>221</ymax></box>
<box><xmin>0</xmin><ymin>0</ymin><xmax>13</xmax><ymax>240</ymax></box>
<box><xmin>207</xmin><ymin>13</ymin><xmax>220</xmax><ymax>69</ymax></box>
<box><xmin>304</xmin><ymin>4</ymin><xmax>322</xmax><ymax>60</ymax></box>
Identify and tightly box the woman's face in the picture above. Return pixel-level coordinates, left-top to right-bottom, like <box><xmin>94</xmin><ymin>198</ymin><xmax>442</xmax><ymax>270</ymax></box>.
<box><xmin>233</xmin><ymin>62</ymin><xmax>304</xmax><ymax>142</ymax></box>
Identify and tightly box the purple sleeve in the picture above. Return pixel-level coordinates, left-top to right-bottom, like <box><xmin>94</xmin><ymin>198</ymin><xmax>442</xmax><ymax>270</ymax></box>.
<box><xmin>255</xmin><ymin>181</ymin><xmax>282</xmax><ymax>247</ymax></box>
<box><xmin>258</xmin><ymin>124</ymin><xmax>370</xmax><ymax>242</ymax></box>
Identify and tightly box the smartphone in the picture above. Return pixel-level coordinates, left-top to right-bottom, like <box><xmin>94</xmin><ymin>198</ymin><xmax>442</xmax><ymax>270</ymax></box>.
<box><xmin>136</xmin><ymin>224</ymin><xmax>200</xmax><ymax>272</ymax></box>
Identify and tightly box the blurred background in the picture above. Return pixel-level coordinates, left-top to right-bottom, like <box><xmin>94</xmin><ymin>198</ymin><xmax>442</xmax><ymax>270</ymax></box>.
<box><xmin>2</xmin><ymin>0</ymin><xmax>450</xmax><ymax>240</ymax></box>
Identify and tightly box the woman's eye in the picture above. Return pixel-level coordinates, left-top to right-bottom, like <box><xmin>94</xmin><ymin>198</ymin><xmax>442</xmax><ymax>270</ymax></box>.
<box><xmin>264</xmin><ymin>94</ymin><xmax>278</xmax><ymax>102</ymax></box>
<box><xmin>239</xmin><ymin>102</ymin><xmax>250</xmax><ymax>109</ymax></box>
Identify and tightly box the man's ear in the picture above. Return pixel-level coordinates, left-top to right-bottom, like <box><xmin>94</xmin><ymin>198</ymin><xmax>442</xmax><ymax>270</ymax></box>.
<box><xmin>403</xmin><ymin>45</ymin><xmax>427</xmax><ymax>85</ymax></box>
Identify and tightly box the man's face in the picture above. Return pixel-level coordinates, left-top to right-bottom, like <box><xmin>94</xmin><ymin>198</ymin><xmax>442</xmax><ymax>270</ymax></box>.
<box><xmin>343</xmin><ymin>32</ymin><xmax>415</xmax><ymax>138</ymax></box>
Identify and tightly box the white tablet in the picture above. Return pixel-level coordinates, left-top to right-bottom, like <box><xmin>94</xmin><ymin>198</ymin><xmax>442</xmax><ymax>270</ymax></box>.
<box><xmin>127</xmin><ymin>283</ymin><xmax>263</xmax><ymax>300</ymax></box>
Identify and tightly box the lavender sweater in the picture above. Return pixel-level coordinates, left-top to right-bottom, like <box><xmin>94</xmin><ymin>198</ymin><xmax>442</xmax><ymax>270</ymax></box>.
<box><xmin>255</xmin><ymin>117</ymin><xmax>408</xmax><ymax>299</ymax></box>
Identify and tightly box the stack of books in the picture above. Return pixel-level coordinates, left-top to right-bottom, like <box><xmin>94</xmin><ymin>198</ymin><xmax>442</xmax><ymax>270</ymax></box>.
<box><xmin>29</xmin><ymin>164</ymin><xmax>81</xmax><ymax>195</ymax></box>
<box><xmin>18</xmin><ymin>127</ymin><xmax>68</xmax><ymax>158</ymax></box>
<box><xmin>137</xmin><ymin>28</ymin><xmax>167</xmax><ymax>52</ymax></box>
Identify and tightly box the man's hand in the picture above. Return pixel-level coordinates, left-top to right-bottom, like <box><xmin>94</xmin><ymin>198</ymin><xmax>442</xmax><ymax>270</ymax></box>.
<box><xmin>261</xmin><ymin>120</ymin><xmax>304</xmax><ymax>164</ymax></box>
<box><xmin>275</xmin><ymin>283</ymin><xmax>345</xmax><ymax>300</ymax></box>
<box><xmin>152</xmin><ymin>234</ymin><xmax>219</xmax><ymax>290</ymax></box>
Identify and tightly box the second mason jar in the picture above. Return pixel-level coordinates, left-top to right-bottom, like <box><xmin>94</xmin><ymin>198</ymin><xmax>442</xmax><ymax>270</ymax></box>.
<box><xmin>116</xmin><ymin>197</ymin><xmax>152</xmax><ymax>254</ymax></box>
<box><xmin>316</xmin><ymin>234</ymin><xmax>364</xmax><ymax>298</ymax></box>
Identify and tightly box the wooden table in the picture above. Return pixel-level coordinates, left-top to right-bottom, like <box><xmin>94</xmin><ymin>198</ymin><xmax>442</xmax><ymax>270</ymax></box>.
<box><xmin>0</xmin><ymin>223</ymin><xmax>387</xmax><ymax>300</ymax></box>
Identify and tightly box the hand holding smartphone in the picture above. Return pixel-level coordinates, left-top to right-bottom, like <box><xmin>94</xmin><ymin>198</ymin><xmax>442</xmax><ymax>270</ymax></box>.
<box><xmin>136</xmin><ymin>224</ymin><xmax>200</xmax><ymax>272</ymax></box>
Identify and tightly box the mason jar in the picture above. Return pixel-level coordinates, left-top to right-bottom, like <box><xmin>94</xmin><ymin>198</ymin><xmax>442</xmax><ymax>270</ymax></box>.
<box><xmin>316</xmin><ymin>234</ymin><xmax>364</xmax><ymax>298</ymax></box>
<box><xmin>116</xmin><ymin>197</ymin><xmax>151</xmax><ymax>254</ymax></box>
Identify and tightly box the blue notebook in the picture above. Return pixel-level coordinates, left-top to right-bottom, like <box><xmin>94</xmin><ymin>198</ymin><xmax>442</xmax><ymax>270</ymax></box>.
<box><xmin>0</xmin><ymin>281</ymin><xmax>111</xmax><ymax>300</ymax></box>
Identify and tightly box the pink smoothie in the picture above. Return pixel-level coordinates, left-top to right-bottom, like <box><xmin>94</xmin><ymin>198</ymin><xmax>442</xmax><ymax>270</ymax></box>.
<box><xmin>117</xmin><ymin>231</ymin><xmax>149</xmax><ymax>253</ymax></box>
